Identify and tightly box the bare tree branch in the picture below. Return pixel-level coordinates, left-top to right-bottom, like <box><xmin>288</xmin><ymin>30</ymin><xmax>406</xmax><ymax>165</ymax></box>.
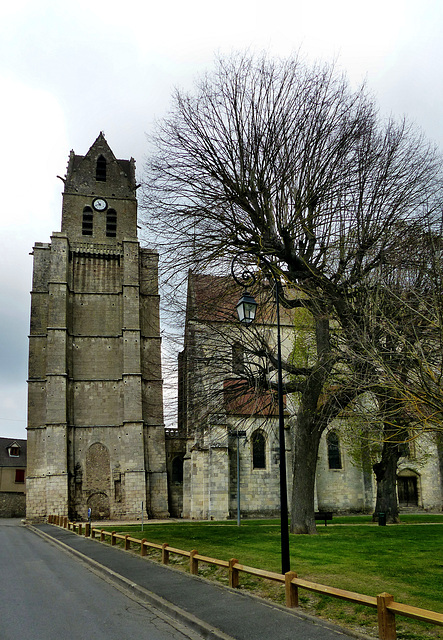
<box><xmin>142</xmin><ymin>52</ymin><xmax>443</xmax><ymax>533</ymax></box>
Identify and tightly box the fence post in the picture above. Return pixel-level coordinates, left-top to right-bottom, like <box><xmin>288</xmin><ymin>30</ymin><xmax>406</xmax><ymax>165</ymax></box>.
<box><xmin>78</xmin><ymin>523</ymin><xmax>82</xmax><ymax>536</ymax></box>
<box><xmin>85</xmin><ymin>523</ymin><xmax>90</xmax><ymax>537</ymax></box>
<box><xmin>125</xmin><ymin>534</ymin><xmax>130</xmax><ymax>550</ymax></box>
<box><xmin>229</xmin><ymin>558</ymin><xmax>239</xmax><ymax>589</ymax></box>
<box><xmin>162</xmin><ymin>543</ymin><xmax>170</xmax><ymax>565</ymax></box>
<box><xmin>64</xmin><ymin>516</ymin><xmax>68</xmax><ymax>528</ymax></box>
<box><xmin>377</xmin><ymin>592</ymin><xmax>397</xmax><ymax>640</ymax></box>
<box><xmin>285</xmin><ymin>571</ymin><xmax>298</xmax><ymax>608</ymax></box>
<box><xmin>111</xmin><ymin>531</ymin><xmax>116</xmax><ymax>546</ymax></box>
<box><xmin>190</xmin><ymin>549</ymin><xmax>199</xmax><ymax>575</ymax></box>
<box><xmin>141</xmin><ymin>539</ymin><xmax>147</xmax><ymax>556</ymax></box>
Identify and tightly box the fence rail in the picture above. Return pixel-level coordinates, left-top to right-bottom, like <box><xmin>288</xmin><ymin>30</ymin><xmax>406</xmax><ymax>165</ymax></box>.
<box><xmin>47</xmin><ymin>515</ymin><xmax>443</xmax><ymax>640</ymax></box>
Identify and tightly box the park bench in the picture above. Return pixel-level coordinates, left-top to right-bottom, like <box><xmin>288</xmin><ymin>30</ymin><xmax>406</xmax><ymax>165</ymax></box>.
<box><xmin>315</xmin><ymin>511</ymin><xmax>333</xmax><ymax>526</ymax></box>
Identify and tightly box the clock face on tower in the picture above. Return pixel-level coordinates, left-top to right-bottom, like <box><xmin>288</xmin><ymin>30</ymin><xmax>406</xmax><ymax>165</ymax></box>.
<box><xmin>92</xmin><ymin>197</ymin><xmax>107</xmax><ymax>211</ymax></box>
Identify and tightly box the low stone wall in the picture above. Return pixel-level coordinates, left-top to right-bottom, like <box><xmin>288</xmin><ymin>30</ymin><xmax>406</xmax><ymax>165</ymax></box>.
<box><xmin>0</xmin><ymin>492</ymin><xmax>26</xmax><ymax>518</ymax></box>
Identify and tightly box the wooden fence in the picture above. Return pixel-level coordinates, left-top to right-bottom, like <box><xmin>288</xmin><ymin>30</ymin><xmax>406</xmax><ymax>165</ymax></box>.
<box><xmin>47</xmin><ymin>515</ymin><xmax>443</xmax><ymax>640</ymax></box>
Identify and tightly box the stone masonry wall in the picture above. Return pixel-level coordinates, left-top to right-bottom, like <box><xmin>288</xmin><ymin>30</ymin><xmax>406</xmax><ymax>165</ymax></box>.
<box><xmin>28</xmin><ymin>136</ymin><xmax>173</xmax><ymax>523</ymax></box>
<box><xmin>0</xmin><ymin>492</ymin><xmax>26</xmax><ymax>518</ymax></box>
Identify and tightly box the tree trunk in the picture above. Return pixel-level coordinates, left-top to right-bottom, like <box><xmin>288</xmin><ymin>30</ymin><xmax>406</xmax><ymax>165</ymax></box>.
<box><xmin>372</xmin><ymin>435</ymin><xmax>401</xmax><ymax>524</ymax></box>
<box><xmin>290</xmin><ymin>412</ymin><xmax>323</xmax><ymax>534</ymax></box>
<box><xmin>437</xmin><ymin>433</ymin><xmax>443</xmax><ymax>511</ymax></box>
<box><xmin>290</xmin><ymin>316</ymin><xmax>330</xmax><ymax>534</ymax></box>
<box><xmin>361</xmin><ymin>439</ymin><xmax>375</xmax><ymax>512</ymax></box>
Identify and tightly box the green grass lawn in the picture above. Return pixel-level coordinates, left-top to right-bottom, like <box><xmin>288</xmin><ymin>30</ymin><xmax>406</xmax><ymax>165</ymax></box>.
<box><xmin>101</xmin><ymin>516</ymin><xmax>443</xmax><ymax>639</ymax></box>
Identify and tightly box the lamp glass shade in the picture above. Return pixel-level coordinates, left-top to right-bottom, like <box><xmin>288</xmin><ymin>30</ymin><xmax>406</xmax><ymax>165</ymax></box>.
<box><xmin>236</xmin><ymin>290</ymin><xmax>258</xmax><ymax>324</ymax></box>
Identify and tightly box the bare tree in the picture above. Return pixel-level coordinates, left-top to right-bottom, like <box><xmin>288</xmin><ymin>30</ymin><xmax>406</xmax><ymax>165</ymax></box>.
<box><xmin>142</xmin><ymin>53</ymin><xmax>443</xmax><ymax>533</ymax></box>
<box><xmin>347</xmin><ymin>223</ymin><xmax>443</xmax><ymax>520</ymax></box>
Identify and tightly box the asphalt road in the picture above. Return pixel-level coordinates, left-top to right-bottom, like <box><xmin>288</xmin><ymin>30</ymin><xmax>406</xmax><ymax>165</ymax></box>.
<box><xmin>0</xmin><ymin>519</ymin><xmax>203</xmax><ymax>640</ymax></box>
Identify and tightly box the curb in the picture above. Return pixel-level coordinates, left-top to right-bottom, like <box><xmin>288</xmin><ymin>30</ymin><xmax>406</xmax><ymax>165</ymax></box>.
<box><xmin>26</xmin><ymin>523</ymin><xmax>235</xmax><ymax>640</ymax></box>
<box><xmin>27</xmin><ymin>523</ymin><xmax>375</xmax><ymax>640</ymax></box>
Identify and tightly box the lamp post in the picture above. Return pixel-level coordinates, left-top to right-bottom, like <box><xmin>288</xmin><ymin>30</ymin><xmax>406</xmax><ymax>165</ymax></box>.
<box><xmin>229</xmin><ymin>429</ymin><xmax>247</xmax><ymax>526</ymax></box>
<box><xmin>231</xmin><ymin>254</ymin><xmax>290</xmax><ymax>575</ymax></box>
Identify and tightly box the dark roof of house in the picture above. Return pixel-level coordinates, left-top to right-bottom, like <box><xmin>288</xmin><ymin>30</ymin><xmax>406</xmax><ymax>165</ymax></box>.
<box><xmin>0</xmin><ymin>438</ymin><xmax>27</xmax><ymax>467</ymax></box>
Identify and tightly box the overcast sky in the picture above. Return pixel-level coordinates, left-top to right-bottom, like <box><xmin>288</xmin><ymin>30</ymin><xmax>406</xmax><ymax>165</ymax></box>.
<box><xmin>1</xmin><ymin>0</ymin><xmax>443</xmax><ymax>440</ymax></box>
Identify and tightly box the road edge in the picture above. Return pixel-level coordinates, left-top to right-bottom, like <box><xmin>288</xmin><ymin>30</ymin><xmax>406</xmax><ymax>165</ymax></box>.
<box><xmin>26</xmin><ymin>523</ymin><xmax>375</xmax><ymax>640</ymax></box>
<box><xmin>26</xmin><ymin>523</ymin><xmax>236</xmax><ymax>640</ymax></box>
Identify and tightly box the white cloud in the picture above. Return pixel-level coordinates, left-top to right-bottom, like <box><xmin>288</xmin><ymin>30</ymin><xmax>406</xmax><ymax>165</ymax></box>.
<box><xmin>0</xmin><ymin>78</ymin><xmax>67</xmax><ymax>439</ymax></box>
<box><xmin>1</xmin><ymin>0</ymin><xmax>442</xmax><ymax>439</ymax></box>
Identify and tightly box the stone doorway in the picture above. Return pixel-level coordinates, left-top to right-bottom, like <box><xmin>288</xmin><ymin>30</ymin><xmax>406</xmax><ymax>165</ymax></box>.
<box><xmin>87</xmin><ymin>492</ymin><xmax>110</xmax><ymax>519</ymax></box>
<box><xmin>397</xmin><ymin>471</ymin><xmax>419</xmax><ymax>506</ymax></box>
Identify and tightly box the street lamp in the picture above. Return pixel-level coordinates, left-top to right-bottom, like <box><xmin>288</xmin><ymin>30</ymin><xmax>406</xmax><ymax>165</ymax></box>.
<box><xmin>231</xmin><ymin>254</ymin><xmax>290</xmax><ymax>575</ymax></box>
<box><xmin>236</xmin><ymin>290</ymin><xmax>258</xmax><ymax>325</ymax></box>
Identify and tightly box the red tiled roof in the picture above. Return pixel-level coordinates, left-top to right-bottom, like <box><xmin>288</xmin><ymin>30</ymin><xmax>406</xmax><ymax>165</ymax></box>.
<box><xmin>188</xmin><ymin>271</ymin><xmax>293</xmax><ymax>325</ymax></box>
<box><xmin>223</xmin><ymin>379</ymin><xmax>285</xmax><ymax>416</ymax></box>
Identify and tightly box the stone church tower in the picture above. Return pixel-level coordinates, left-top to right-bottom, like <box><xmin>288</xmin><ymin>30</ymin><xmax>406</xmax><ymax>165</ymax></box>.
<box><xmin>27</xmin><ymin>133</ymin><xmax>169</xmax><ymax>521</ymax></box>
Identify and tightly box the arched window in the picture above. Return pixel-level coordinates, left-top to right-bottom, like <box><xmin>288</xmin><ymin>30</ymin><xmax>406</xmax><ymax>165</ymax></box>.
<box><xmin>96</xmin><ymin>155</ymin><xmax>107</xmax><ymax>181</ymax></box>
<box><xmin>106</xmin><ymin>208</ymin><xmax>117</xmax><ymax>237</ymax></box>
<box><xmin>232</xmin><ymin>342</ymin><xmax>244</xmax><ymax>375</ymax></box>
<box><xmin>82</xmin><ymin>206</ymin><xmax>93</xmax><ymax>236</ymax></box>
<box><xmin>252</xmin><ymin>430</ymin><xmax>266</xmax><ymax>469</ymax></box>
<box><xmin>327</xmin><ymin>431</ymin><xmax>342</xmax><ymax>469</ymax></box>
<box><xmin>171</xmin><ymin>456</ymin><xmax>184</xmax><ymax>483</ymax></box>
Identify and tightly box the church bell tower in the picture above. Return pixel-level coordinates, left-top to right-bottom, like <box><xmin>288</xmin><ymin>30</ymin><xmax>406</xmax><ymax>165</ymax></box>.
<box><xmin>27</xmin><ymin>133</ymin><xmax>169</xmax><ymax>521</ymax></box>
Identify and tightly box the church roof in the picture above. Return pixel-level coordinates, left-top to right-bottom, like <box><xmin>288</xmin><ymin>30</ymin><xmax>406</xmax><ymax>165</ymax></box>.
<box><xmin>186</xmin><ymin>270</ymin><xmax>293</xmax><ymax>325</ymax></box>
<box><xmin>187</xmin><ymin>272</ymin><xmax>239</xmax><ymax>323</ymax></box>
